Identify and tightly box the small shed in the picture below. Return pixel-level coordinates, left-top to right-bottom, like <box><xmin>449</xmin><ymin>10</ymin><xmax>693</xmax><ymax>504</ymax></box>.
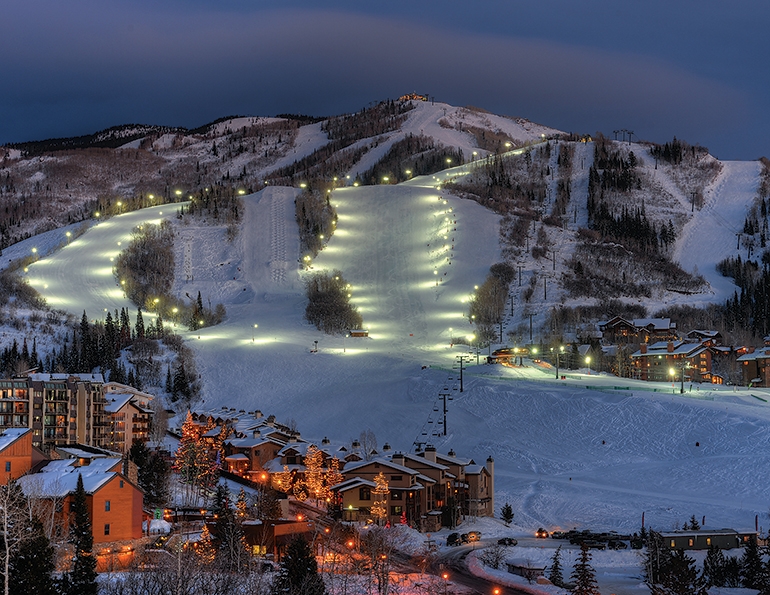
<box><xmin>349</xmin><ymin>329</ymin><xmax>369</xmax><ymax>338</ymax></box>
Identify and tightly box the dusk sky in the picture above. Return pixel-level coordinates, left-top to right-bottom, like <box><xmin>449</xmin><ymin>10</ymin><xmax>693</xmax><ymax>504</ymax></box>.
<box><xmin>2</xmin><ymin>1</ymin><xmax>768</xmax><ymax>160</ymax></box>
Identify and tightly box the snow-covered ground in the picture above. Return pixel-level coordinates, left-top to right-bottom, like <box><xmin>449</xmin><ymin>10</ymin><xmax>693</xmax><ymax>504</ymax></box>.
<box><xmin>19</xmin><ymin>152</ymin><xmax>770</xmax><ymax>584</ymax></box>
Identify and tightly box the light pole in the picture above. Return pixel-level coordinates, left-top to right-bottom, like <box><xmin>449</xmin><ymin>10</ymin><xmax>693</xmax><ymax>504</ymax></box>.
<box><xmin>252</xmin><ymin>324</ymin><xmax>258</xmax><ymax>342</ymax></box>
<box><xmin>344</xmin><ymin>333</ymin><xmax>349</xmax><ymax>353</ymax></box>
<box><xmin>585</xmin><ymin>355</ymin><xmax>591</xmax><ymax>374</ymax></box>
<box><xmin>552</xmin><ymin>345</ymin><xmax>564</xmax><ymax>379</ymax></box>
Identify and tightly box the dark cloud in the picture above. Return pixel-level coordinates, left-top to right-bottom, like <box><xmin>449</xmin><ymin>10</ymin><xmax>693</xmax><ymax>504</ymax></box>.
<box><xmin>0</xmin><ymin>4</ymin><xmax>761</xmax><ymax>158</ymax></box>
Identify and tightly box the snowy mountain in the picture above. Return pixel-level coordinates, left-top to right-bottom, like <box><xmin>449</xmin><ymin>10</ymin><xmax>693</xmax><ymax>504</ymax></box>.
<box><xmin>3</xmin><ymin>99</ymin><xmax>770</xmax><ymax>540</ymax></box>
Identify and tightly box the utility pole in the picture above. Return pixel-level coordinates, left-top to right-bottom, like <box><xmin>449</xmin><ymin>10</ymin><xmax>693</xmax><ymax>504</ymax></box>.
<box><xmin>691</xmin><ymin>191</ymin><xmax>697</xmax><ymax>213</ymax></box>
<box><xmin>439</xmin><ymin>392</ymin><xmax>450</xmax><ymax>436</ymax></box>
<box><xmin>529</xmin><ymin>313</ymin><xmax>533</xmax><ymax>342</ymax></box>
<box><xmin>518</xmin><ymin>266</ymin><xmax>523</xmax><ymax>287</ymax></box>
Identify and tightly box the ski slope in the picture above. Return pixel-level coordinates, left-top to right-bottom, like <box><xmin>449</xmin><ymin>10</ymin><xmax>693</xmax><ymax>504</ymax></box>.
<box><xmin>21</xmin><ymin>163</ymin><xmax>770</xmax><ymax>542</ymax></box>
<box><xmin>673</xmin><ymin>160</ymin><xmax>762</xmax><ymax>302</ymax></box>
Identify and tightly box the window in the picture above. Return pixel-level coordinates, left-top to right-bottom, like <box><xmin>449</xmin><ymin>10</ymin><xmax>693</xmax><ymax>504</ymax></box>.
<box><xmin>359</xmin><ymin>487</ymin><xmax>371</xmax><ymax>501</ymax></box>
<box><xmin>390</xmin><ymin>475</ymin><xmax>402</xmax><ymax>481</ymax></box>
<box><xmin>390</xmin><ymin>491</ymin><xmax>402</xmax><ymax>500</ymax></box>
<box><xmin>105</xmin><ymin>500</ymin><xmax>111</xmax><ymax>512</ymax></box>
<box><xmin>688</xmin><ymin>538</ymin><xmax>694</xmax><ymax>547</ymax></box>
<box><xmin>670</xmin><ymin>540</ymin><xmax>676</xmax><ymax>548</ymax></box>
<box><xmin>104</xmin><ymin>524</ymin><xmax>110</xmax><ymax>536</ymax></box>
<box><xmin>390</xmin><ymin>506</ymin><xmax>403</xmax><ymax>515</ymax></box>
<box><xmin>4</xmin><ymin>462</ymin><xmax>9</xmax><ymax>473</ymax></box>
<box><xmin>119</xmin><ymin>480</ymin><xmax>124</xmax><ymax>488</ymax></box>
<box><xmin>706</xmin><ymin>538</ymin><xmax>711</xmax><ymax>546</ymax></box>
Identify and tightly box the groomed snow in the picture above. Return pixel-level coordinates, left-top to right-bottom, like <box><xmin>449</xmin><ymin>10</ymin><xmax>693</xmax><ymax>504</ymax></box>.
<box><xmin>21</xmin><ymin>160</ymin><xmax>770</xmax><ymax>542</ymax></box>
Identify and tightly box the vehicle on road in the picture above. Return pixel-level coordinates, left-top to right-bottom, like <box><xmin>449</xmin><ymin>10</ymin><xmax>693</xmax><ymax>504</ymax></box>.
<box><xmin>535</xmin><ymin>528</ymin><xmax>549</xmax><ymax>538</ymax></box>
<box><xmin>446</xmin><ymin>532</ymin><xmax>462</xmax><ymax>547</ymax></box>
<box><xmin>497</xmin><ymin>537</ymin><xmax>518</xmax><ymax>546</ymax></box>
<box><xmin>465</xmin><ymin>531</ymin><xmax>481</xmax><ymax>542</ymax></box>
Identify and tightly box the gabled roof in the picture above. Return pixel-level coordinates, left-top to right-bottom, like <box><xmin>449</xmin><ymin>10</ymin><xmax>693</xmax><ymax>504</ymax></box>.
<box><xmin>390</xmin><ymin>452</ymin><xmax>449</xmax><ymax>471</ymax></box>
<box><xmin>737</xmin><ymin>347</ymin><xmax>770</xmax><ymax>362</ymax></box>
<box><xmin>0</xmin><ymin>428</ymin><xmax>30</xmax><ymax>452</ymax></box>
<box><xmin>342</xmin><ymin>457</ymin><xmax>418</xmax><ymax>476</ymax></box>
<box><xmin>18</xmin><ymin>457</ymin><xmax>126</xmax><ymax>498</ymax></box>
<box><xmin>433</xmin><ymin>452</ymin><xmax>471</xmax><ymax>467</ymax></box>
<box><xmin>630</xmin><ymin>340</ymin><xmax>706</xmax><ymax>358</ymax></box>
<box><xmin>330</xmin><ymin>477</ymin><xmax>376</xmax><ymax>492</ymax></box>
<box><xmin>225</xmin><ymin>436</ymin><xmax>284</xmax><ymax>449</ymax></box>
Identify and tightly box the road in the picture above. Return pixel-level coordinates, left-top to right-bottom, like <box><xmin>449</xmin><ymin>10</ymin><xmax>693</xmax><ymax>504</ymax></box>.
<box><xmin>434</xmin><ymin>540</ymin><xmax>530</xmax><ymax>595</ymax></box>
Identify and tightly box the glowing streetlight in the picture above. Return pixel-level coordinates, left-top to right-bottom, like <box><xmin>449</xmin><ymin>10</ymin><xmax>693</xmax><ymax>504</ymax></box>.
<box><xmin>66</xmin><ymin>231</ymin><xmax>72</xmax><ymax>244</ymax></box>
<box><xmin>238</xmin><ymin>189</ymin><xmax>245</xmax><ymax>195</ymax></box>
<box><xmin>300</xmin><ymin>183</ymin><xmax>307</xmax><ymax>189</ymax></box>
<box><xmin>585</xmin><ymin>356</ymin><xmax>592</xmax><ymax>373</ymax></box>
<box><xmin>253</xmin><ymin>324</ymin><xmax>258</xmax><ymax>342</ymax></box>
<box><xmin>175</xmin><ymin>190</ymin><xmax>182</xmax><ymax>196</ymax></box>
<box><xmin>552</xmin><ymin>345</ymin><xmax>565</xmax><ymax>379</ymax></box>
<box><xmin>382</xmin><ymin>176</ymin><xmax>389</xmax><ymax>183</ymax></box>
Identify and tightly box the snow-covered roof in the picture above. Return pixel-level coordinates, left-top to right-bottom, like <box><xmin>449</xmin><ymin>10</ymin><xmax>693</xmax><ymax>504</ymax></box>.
<box><xmin>633</xmin><ymin>318</ymin><xmax>675</xmax><ymax>330</ymax></box>
<box><xmin>28</xmin><ymin>373</ymin><xmax>104</xmax><ymax>383</ymax></box>
<box><xmin>0</xmin><ymin>428</ymin><xmax>30</xmax><ymax>452</ymax></box>
<box><xmin>225</xmin><ymin>453</ymin><xmax>249</xmax><ymax>461</ymax></box>
<box><xmin>330</xmin><ymin>477</ymin><xmax>376</xmax><ymax>492</ymax></box>
<box><xmin>631</xmin><ymin>340</ymin><xmax>706</xmax><ymax>358</ymax></box>
<box><xmin>105</xmin><ymin>392</ymin><xmax>133</xmax><ymax>413</ymax></box>
<box><xmin>19</xmin><ymin>457</ymin><xmax>124</xmax><ymax>498</ymax></box>
<box><xmin>737</xmin><ymin>348</ymin><xmax>770</xmax><ymax>362</ymax></box>
<box><xmin>342</xmin><ymin>457</ymin><xmax>418</xmax><ymax>476</ymax></box>
<box><xmin>390</xmin><ymin>452</ymin><xmax>449</xmax><ymax>471</ymax></box>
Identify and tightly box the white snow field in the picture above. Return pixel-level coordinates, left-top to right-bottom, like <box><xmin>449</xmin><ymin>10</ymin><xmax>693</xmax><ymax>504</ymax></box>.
<box><xmin>21</xmin><ymin>149</ymin><xmax>770</xmax><ymax>546</ymax></box>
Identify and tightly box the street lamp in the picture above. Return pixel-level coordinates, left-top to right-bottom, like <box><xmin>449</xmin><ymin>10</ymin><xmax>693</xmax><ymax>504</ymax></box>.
<box><xmin>585</xmin><ymin>356</ymin><xmax>591</xmax><ymax>374</ymax></box>
<box><xmin>552</xmin><ymin>345</ymin><xmax>565</xmax><ymax>379</ymax></box>
<box><xmin>253</xmin><ymin>324</ymin><xmax>258</xmax><ymax>342</ymax></box>
<box><xmin>66</xmin><ymin>231</ymin><xmax>72</xmax><ymax>244</ymax></box>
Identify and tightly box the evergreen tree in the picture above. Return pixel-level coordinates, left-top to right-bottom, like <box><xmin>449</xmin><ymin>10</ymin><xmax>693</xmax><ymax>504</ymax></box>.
<box><xmin>570</xmin><ymin>543</ymin><xmax>600</xmax><ymax>595</ymax></box>
<box><xmin>656</xmin><ymin>549</ymin><xmax>706</xmax><ymax>595</ymax></box>
<box><xmin>65</xmin><ymin>474</ymin><xmax>97</xmax><ymax>595</ymax></box>
<box><xmin>741</xmin><ymin>535</ymin><xmax>763</xmax><ymax>589</ymax></box>
<box><xmin>500</xmin><ymin>502</ymin><xmax>514</xmax><ymax>526</ymax></box>
<box><xmin>272</xmin><ymin>536</ymin><xmax>326</xmax><ymax>595</ymax></box>
<box><xmin>644</xmin><ymin>530</ymin><xmax>672</xmax><ymax>587</ymax></box>
<box><xmin>129</xmin><ymin>442</ymin><xmax>169</xmax><ymax>509</ymax></box>
<box><xmin>548</xmin><ymin>544</ymin><xmax>564</xmax><ymax>587</ymax></box>
<box><xmin>703</xmin><ymin>544</ymin><xmax>726</xmax><ymax>588</ymax></box>
<box><xmin>688</xmin><ymin>514</ymin><xmax>700</xmax><ymax>530</ymax></box>
<box><xmin>135</xmin><ymin>308</ymin><xmax>145</xmax><ymax>339</ymax></box>
<box><xmin>9</xmin><ymin>517</ymin><xmax>57</xmax><ymax>595</ymax></box>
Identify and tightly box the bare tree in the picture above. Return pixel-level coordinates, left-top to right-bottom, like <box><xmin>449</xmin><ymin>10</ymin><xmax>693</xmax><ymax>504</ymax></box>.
<box><xmin>359</xmin><ymin>429</ymin><xmax>378</xmax><ymax>461</ymax></box>
<box><xmin>0</xmin><ymin>481</ymin><xmax>31</xmax><ymax>595</ymax></box>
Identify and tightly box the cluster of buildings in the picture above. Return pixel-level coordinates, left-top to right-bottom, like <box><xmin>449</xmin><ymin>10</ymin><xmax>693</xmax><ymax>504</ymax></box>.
<box><xmin>189</xmin><ymin>407</ymin><xmax>495</xmax><ymax>532</ymax></box>
<box><xmin>594</xmin><ymin>316</ymin><xmax>766</xmax><ymax>386</ymax></box>
<box><xmin>0</xmin><ymin>370</ymin><xmax>494</xmax><ymax>569</ymax></box>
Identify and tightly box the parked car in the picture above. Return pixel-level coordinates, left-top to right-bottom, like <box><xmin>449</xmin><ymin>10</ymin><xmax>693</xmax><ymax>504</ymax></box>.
<box><xmin>446</xmin><ymin>532</ymin><xmax>462</xmax><ymax>547</ymax></box>
<box><xmin>608</xmin><ymin>539</ymin><xmax>628</xmax><ymax>550</ymax></box>
<box><xmin>535</xmin><ymin>528</ymin><xmax>549</xmax><ymax>538</ymax></box>
<box><xmin>497</xmin><ymin>537</ymin><xmax>518</xmax><ymax>546</ymax></box>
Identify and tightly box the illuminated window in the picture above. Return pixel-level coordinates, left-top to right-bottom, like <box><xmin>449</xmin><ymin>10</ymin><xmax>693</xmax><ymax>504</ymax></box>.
<box><xmin>670</xmin><ymin>540</ymin><xmax>676</xmax><ymax>548</ymax></box>
<box><xmin>707</xmin><ymin>538</ymin><xmax>711</xmax><ymax>546</ymax></box>
<box><xmin>688</xmin><ymin>538</ymin><xmax>694</xmax><ymax>547</ymax></box>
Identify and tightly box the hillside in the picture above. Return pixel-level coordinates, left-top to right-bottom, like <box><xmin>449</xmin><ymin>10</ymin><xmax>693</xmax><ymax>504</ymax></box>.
<box><xmin>3</xmin><ymin>99</ymin><xmax>770</xmax><ymax>539</ymax></box>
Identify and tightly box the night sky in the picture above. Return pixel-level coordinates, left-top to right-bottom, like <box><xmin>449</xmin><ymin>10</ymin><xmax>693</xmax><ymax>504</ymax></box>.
<box><xmin>2</xmin><ymin>1</ymin><xmax>768</xmax><ymax>160</ymax></box>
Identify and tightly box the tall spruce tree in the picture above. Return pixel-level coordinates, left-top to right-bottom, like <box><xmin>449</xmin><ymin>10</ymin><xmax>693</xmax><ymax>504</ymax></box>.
<box><xmin>9</xmin><ymin>517</ymin><xmax>56</xmax><ymax>595</ymax></box>
<box><xmin>703</xmin><ymin>544</ymin><xmax>726</xmax><ymax>588</ymax></box>
<box><xmin>570</xmin><ymin>543</ymin><xmax>600</xmax><ymax>595</ymax></box>
<box><xmin>65</xmin><ymin>474</ymin><xmax>97</xmax><ymax>595</ymax></box>
<box><xmin>272</xmin><ymin>536</ymin><xmax>326</xmax><ymax>595</ymax></box>
<box><xmin>500</xmin><ymin>502</ymin><xmax>514</xmax><ymax>526</ymax></box>
<box><xmin>741</xmin><ymin>535</ymin><xmax>763</xmax><ymax>589</ymax></box>
<box><xmin>657</xmin><ymin>549</ymin><xmax>706</xmax><ymax>595</ymax></box>
<box><xmin>548</xmin><ymin>544</ymin><xmax>564</xmax><ymax>588</ymax></box>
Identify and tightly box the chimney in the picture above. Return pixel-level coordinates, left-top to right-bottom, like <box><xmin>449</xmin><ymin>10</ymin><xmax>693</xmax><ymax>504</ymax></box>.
<box><xmin>382</xmin><ymin>442</ymin><xmax>391</xmax><ymax>452</ymax></box>
<box><xmin>391</xmin><ymin>451</ymin><xmax>405</xmax><ymax>465</ymax></box>
<box><xmin>322</xmin><ymin>436</ymin><xmax>330</xmax><ymax>445</ymax></box>
<box><xmin>351</xmin><ymin>440</ymin><xmax>361</xmax><ymax>451</ymax></box>
<box><xmin>424</xmin><ymin>445</ymin><xmax>437</xmax><ymax>463</ymax></box>
<box><xmin>640</xmin><ymin>344</ymin><xmax>647</xmax><ymax>354</ymax></box>
<box><xmin>255</xmin><ymin>410</ymin><xmax>263</xmax><ymax>419</ymax></box>
<box><xmin>252</xmin><ymin>430</ymin><xmax>261</xmax><ymax>439</ymax></box>
<box><xmin>447</xmin><ymin>449</ymin><xmax>456</xmax><ymax>457</ymax></box>
<box><xmin>667</xmin><ymin>342</ymin><xmax>674</xmax><ymax>353</ymax></box>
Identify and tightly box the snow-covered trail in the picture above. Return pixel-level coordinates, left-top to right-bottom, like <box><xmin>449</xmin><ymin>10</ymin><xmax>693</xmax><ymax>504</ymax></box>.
<box><xmin>673</xmin><ymin>160</ymin><xmax>761</xmax><ymax>302</ymax></box>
